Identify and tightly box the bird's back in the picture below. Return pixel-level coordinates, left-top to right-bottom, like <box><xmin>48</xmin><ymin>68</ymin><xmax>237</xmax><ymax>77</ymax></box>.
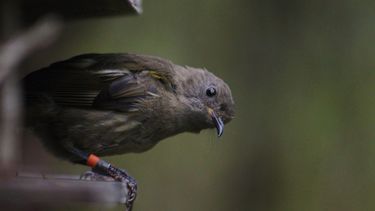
<box><xmin>23</xmin><ymin>53</ymin><xmax>176</xmax><ymax>160</ymax></box>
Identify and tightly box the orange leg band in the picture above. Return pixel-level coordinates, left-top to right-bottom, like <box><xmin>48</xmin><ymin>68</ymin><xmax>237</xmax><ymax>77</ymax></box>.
<box><xmin>87</xmin><ymin>154</ymin><xmax>100</xmax><ymax>167</ymax></box>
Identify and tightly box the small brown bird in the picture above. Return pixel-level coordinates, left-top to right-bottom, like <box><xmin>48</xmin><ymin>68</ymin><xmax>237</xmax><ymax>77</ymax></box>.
<box><xmin>23</xmin><ymin>53</ymin><xmax>235</xmax><ymax>209</ymax></box>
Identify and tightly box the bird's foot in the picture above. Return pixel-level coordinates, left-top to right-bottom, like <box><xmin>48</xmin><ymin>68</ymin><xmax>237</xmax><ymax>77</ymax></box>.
<box><xmin>80</xmin><ymin>170</ymin><xmax>115</xmax><ymax>181</ymax></box>
<box><xmin>102</xmin><ymin>165</ymin><xmax>138</xmax><ymax>209</ymax></box>
<box><xmin>80</xmin><ymin>164</ymin><xmax>137</xmax><ymax>211</ymax></box>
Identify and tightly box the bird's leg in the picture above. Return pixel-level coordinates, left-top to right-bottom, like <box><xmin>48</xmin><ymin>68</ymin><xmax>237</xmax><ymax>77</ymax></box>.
<box><xmin>86</xmin><ymin>154</ymin><xmax>137</xmax><ymax>207</ymax></box>
<box><xmin>67</xmin><ymin>147</ymin><xmax>137</xmax><ymax>210</ymax></box>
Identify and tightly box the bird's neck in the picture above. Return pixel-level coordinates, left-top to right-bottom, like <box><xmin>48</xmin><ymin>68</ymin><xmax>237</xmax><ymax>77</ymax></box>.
<box><xmin>168</xmin><ymin>95</ymin><xmax>207</xmax><ymax>134</ymax></box>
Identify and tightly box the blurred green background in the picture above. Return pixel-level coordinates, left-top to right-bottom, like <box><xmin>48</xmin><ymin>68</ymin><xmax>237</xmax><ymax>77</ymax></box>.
<box><xmin>22</xmin><ymin>0</ymin><xmax>375</xmax><ymax>210</ymax></box>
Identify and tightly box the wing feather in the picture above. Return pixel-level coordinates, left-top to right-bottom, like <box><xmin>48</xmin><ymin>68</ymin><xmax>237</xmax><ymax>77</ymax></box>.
<box><xmin>24</xmin><ymin>53</ymin><xmax>172</xmax><ymax>111</ymax></box>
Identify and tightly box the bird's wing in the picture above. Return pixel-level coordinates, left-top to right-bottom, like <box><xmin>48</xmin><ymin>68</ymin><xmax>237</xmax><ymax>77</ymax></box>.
<box><xmin>23</xmin><ymin>53</ymin><xmax>175</xmax><ymax>111</ymax></box>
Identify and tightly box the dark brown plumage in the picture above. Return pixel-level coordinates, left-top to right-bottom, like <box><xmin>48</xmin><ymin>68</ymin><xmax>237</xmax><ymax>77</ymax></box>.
<box><xmin>23</xmin><ymin>53</ymin><xmax>235</xmax><ymax>209</ymax></box>
<box><xmin>24</xmin><ymin>53</ymin><xmax>234</xmax><ymax>161</ymax></box>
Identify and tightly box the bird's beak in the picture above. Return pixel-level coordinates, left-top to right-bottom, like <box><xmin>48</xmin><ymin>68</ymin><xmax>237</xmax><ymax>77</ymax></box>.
<box><xmin>207</xmin><ymin>108</ymin><xmax>224</xmax><ymax>137</ymax></box>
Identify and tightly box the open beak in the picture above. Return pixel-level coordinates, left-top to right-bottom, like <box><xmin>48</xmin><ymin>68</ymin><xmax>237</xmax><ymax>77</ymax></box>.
<box><xmin>208</xmin><ymin>108</ymin><xmax>224</xmax><ymax>137</ymax></box>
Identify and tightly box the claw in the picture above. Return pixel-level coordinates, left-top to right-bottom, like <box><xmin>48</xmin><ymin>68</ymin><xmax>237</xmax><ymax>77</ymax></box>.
<box><xmin>106</xmin><ymin>165</ymin><xmax>137</xmax><ymax>210</ymax></box>
<box><xmin>83</xmin><ymin>156</ymin><xmax>138</xmax><ymax>211</ymax></box>
<box><xmin>81</xmin><ymin>165</ymin><xmax>137</xmax><ymax>211</ymax></box>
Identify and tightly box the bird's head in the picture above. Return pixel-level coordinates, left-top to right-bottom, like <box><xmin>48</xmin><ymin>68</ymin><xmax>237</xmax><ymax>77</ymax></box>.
<box><xmin>174</xmin><ymin>66</ymin><xmax>235</xmax><ymax>136</ymax></box>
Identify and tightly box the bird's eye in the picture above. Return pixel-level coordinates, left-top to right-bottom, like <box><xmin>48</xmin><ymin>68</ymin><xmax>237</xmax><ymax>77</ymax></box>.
<box><xmin>206</xmin><ymin>87</ymin><xmax>217</xmax><ymax>97</ymax></box>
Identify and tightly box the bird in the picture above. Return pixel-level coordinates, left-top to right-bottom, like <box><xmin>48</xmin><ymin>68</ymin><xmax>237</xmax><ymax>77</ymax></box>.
<box><xmin>23</xmin><ymin>53</ymin><xmax>235</xmax><ymax>210</ymax></box>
